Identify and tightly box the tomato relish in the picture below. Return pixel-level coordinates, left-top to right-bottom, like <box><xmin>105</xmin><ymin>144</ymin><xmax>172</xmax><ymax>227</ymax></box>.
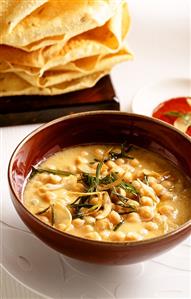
<box><xmin>152</xmin><ymin>97</ymin><xmax>191</xmax><ymax>136</ymax></box>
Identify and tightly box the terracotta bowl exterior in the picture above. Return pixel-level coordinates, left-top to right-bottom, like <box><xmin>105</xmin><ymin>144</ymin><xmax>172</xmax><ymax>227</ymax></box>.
<box><xmin>8</xmin><ymin>111</ymin><xmax>191</xmax><ymax>265</ymax></box>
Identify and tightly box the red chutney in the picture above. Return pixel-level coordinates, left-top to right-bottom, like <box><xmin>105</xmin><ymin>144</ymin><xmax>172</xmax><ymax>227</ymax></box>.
<box><xmin>152</xmin><ymin>97</ymin><xmax>191</xmax><ymax>136</ymax></box>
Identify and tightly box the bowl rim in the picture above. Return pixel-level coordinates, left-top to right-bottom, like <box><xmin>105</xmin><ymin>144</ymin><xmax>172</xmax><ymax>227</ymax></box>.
<box><xmin>8</xmin><ymin>110</ymin><xmax>191</xmax><ymax>247</ymax></box>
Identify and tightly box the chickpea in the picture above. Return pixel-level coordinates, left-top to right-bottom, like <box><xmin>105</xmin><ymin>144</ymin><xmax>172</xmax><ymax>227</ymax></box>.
<box><xmin>127</xmin><ymin>200</ymin><xmax>140</xmax><ymax>208</ymax></box>
<box><xmin>49</xmin><ymin>174</ymin><xmax>62</xmax><ymax>184</ymax></box>
<box><xmin>80</xmin><ymin>150</ymin><xmax>89</xmax><ymax>157</ymax></box>
<box><xmin>89</xmin><ymin>196</ymin><xmax>99</xmax><ymax>205</ymax></box>
<box><xmin>75</xmin><ymin>183</ymin><xmax>85</xmax><ymax>192</ymax></box>
<box><xmin>91</xmin><ymin>162</ymin><xmax>98</xmax><ymax>170</ymax></box>
<box><xmin>100</xmin><ymin>230</ymin><xmax>111</xmax><ymax>241</ymax></box>
<box><xmin>115</xmin><ymin>167</ymin><xmax>125</xmax><ymax>177</ymax></box>
<box><xmin>84</xmin><ymin>216</ymin><xmax>96</xmax><ymax>225</ymax></box>
<box><xmin>118</xmin><ymin>187</ymin><xmax>126</xmax><ymax>197</ymax></box>
<box><xmin>68</xmin><ymin>165</ymin><xmax>77</xmax><ymax>173</ymax></box>
<box><xmin>148</xmin><ymin>176</ymin><xmax>158</xmax><ymax>186</ymax></box>
<box><xmin>83</xmin><ymin>224</ymin><xmax>94</xmax><ymax>233</ymax></box>
<box><xmin>65</xmin><ymin>224</ymin><xmax>74</xmax><ymax>232</ymax></box>
<box><xmin>116</xmin><ymin>158</ymin><xmax>125</xmax><ymax>166</ymax></box>
<box><xmin>158</xmin><ymin>205</ymin><xmax>175</xmax><ymax>217</ymax></box>
<box><xmin>72</xmin><ymin>218</ymin><xmax>85</xmax><ymax>227</ymax></box>
<box><xmin>38</xmin><ymin>215</ymin><xmax>50</xmax><ymax>224</ymax></box>
<box><xmin>30</xmin><ymin>198</ymin><xmax>40</xmax><ymax>206</ymax></box>
<box><xmin>152</xmin><ymin>183</ymin><xmax>164</xmax><ymax>196</ymax></box>
<box><xmin>100</xmin><ymin>164</ymin><xmax>108</xmax><ymax>174</ymax></box>
<box><xmin>101</xmin><ymin>171</ymin><xmax>109</xmax><ymax>177</ymax></box>
<box><xmin>76</xmin><ymin>156</ymin><xmax>88</xmax><ymax>164</ymax></box>
<box><xmin>144</xmin><ymin>221</ymin><xmax>158</xmax><ymax>231</ymax></box>
<box><xmin>125</xmin><ymin>232</ymin><xmax>142</xmax><ymax>241</ymax></box>
<box><xmin>138</xmin><ymin>206</ymin><xmax>154</xmax><ymax>221</ymax></box>
<box><xmin>160</xmin><ymin>192</ymin><xmax>174</xmax><ymax>201</ymax></box>
<box><xmin>38</xmin><ymin>173</ymin><xmax>50</xmax><ymax>183</ymax></box>
<box><xmin>56</xmin><ymin>223</ymin><xmax>67</xmax><ymax>231</ymax></box>
<box><xmin>123</xmin><ymin>172</ymin><xmax>133</xmax><ymax>182</ymax></box>
<box><xmin>139</xmin><ymin>196</ymin><xmax>153</xmax><ymax>206</ymax></box>
<box><xmin>130</xmin><ymin>158</ymin><xmax>139</xmax><ymax>167</ymax></box>
<box><xmin>85</xmin><ymin>232</ymin><xmax>102</xmax><ymax>241</ymax></box>
<box><xmin>132</xmin><ymin>180</ymin><xmax>141</xmax><ymax>190</ymax></box>
<box><xmin>161</xmin><ymin>180</ymin><xmax>174</xmax><ymax>189</ymax></box>
<box><xmin>44</xmin><ymin>191</ymin><xmax>57</xmax><ymax>202</ymax></box>
<box><xmin>95</xmin><ymin>219</ymin><xmax>112</xmax><ymax>231</ymax></box>
<box><xmin>139</xmin><ymin>228</ymin><xmax>149</xmax><ymax>236</ymax></box>
<box><xmin>108</xmin><ymin>211</ymin><xmax>121</xmax><ymax>225</ymax></box>
<box><xmin>128</xmin><ymin>165</ymin><xmax>136</xmax><ymax>173</ymax></box>
<box><xmin>126</xmin><ymin>212</ymin><xmax>141</xmax><ymax>223</ymax></box>
<box><xmin>33</xmin><ymin>181</ymin><xmax>42</xmax><ymax>188</ymax></box>
<box><xmin>153</xmin><ymin>213</ymin><xmax>167</xmax><ymax>225</ymax></box>
<box><xmin>109</xmin><ymin>231</ymin><xmax>126</xmax><ymax>242</ymax></box>
<box><xmin>134</xmin><ymin>169</ymin><xmax>144</xmax><ymax>179</ymax></box>
<box><xmin>37</xmin><ymin>187</ymin><xmax>47</xmax><ymax>197</ymax></box>
<box><xmin>94</xmin><ymin>148</ymin><xmax>104</xmax><ymax>159</ymax></box>
<box><xmin>106</xmin><ymin>160</ymin><xmax>117</xmax><ymax>169</ymax></box>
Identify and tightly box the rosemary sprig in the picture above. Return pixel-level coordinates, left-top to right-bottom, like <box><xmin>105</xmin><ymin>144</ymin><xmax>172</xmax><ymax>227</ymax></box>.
<box><xmin>113</xmin><ymin>220</ymin><xmax>124</xmax><ymax>231</ymax></box>
<box><xmin>95</xmin><ymin>162</ymin><xmax>103</xmax><ymax>186</ymax></box>
<box><xmin>36</xmin><ymin>205</ymin><xmax>50</xmax><ymax>215</ymax></box>
<box><xmin>30</xmin><ymin>166</ymin><xmax>73</xmax><ymax>179</ymax></box>
<box><xmin>69</xmin><ymin>203</ymin><xmax>95</xmax><ymax>209</ymax></box>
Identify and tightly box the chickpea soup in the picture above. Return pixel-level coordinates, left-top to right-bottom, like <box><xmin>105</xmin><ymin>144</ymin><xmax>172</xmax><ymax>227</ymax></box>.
<box><xmin>23</xmin><ymin>144</ymin><xmax>191</xmax><ymax>242</ymax></box>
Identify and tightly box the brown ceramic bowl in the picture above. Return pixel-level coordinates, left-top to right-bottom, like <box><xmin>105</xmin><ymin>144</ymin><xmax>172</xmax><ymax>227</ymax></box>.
<box><xmin>8</xmin><ymin>111</ymin><xmax>191</xmax><ymax>265</ymax></box>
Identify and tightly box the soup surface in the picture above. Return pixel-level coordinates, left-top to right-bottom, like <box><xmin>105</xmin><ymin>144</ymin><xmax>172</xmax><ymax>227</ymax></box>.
<box><xmin>23</xmin><ymin>144</ymin><xmax>191</xmax><ymax>242</ymax></box>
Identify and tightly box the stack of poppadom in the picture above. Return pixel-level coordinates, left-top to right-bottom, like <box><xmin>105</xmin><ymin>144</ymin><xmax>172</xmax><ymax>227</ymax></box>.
<box><xmin>0</xmin><ymin>0</ymin><xmax>132</xmax><ymax>96</ymax></box>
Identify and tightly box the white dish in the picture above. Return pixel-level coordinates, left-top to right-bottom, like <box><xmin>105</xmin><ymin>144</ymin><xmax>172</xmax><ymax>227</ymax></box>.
<box><xmin>131</xmin><ymin>78</ymin><xmax>191</xmax><ymax>116</ymax></box>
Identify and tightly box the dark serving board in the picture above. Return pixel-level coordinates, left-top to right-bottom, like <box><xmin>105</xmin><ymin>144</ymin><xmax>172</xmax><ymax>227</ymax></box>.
<box><xmin>0</xmin><ymin>75</ymin><xmax>119</xmax><ymax>126</ymax></box>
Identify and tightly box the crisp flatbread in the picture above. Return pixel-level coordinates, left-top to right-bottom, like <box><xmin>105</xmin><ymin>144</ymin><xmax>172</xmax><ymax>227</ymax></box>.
<box><xmin>0</xmin><ymin>70</ymin><xmax>109</xmax><ymax>96</ymax></box>
<box><xmin>0</xmin><ymin>0</ymin><xmax>122</xmax><ymax>51</ymax></box>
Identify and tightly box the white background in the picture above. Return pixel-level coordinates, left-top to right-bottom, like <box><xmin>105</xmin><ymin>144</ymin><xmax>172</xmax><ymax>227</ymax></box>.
<box><xmin>0</xmin><ymin>0</ymin><xmax>191</xmax><ymax>298</ymax></box>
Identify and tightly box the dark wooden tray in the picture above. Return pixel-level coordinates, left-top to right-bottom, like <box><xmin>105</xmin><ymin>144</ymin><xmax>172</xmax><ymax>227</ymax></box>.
<box><xmin>0</xmin><ymin>75</ymin><xmax>119</xmax><ymax>126</ymax></box>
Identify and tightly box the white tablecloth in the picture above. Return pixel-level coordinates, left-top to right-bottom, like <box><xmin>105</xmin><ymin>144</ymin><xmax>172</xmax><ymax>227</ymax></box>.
<box><xmin>1</xmin><ymin>0</ymin><xmax>190</xmax><ymax>298</ymax></box>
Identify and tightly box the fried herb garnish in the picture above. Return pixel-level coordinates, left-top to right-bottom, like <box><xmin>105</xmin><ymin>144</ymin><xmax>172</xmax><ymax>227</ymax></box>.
<box><xmin>70</xmin><ymin>203</ymin><xmax>95</xmax><ymax>209</ymax></box>
<box><xmin>105</xmin><ymin>143</ymin><xmax>134</xmax><ymax>162</ymax></box>
<box><xmin>80</xmin><ymin>162</ymin><xmax>103</xmax><ymax>192</ymax></box>
<box><xmin>95</xmin><ymin>162</ymin><xmax>103</xmax><ymax>186</ymax></box>
<box><xmin>30</xmin><ymin>166</ymin><xmax>73</xmax><ymax>179</ymax></box>
<box><xmin>112</xmin><ymin>191</ymin><xmax>138</xmax><ymax>210</ymax></box>
<box><xmin>113</xmin><ymin>220</ymin><xmax>124</xmax><ymax>231</ymax></box>
<box><xmin>99</xmin><ymin>172</ymin><xmax>116</xmax><ymax>184</ymax></box>
<box><xmin>81</xmin><ymin>173</ymin><xmax>96</xmax><ymax>192</ymax></box>
<box><xmin>50</xmin><ymin>204</ymin><xmax>55</xmax><ymax>226</ymax></box>
<box><xmin>118</xmin><ymin>211</ymin><xmax>135</xmax><ymax>215</ymax></box>
<box><xmin>72</xmin><ymin>204</ymin><xmax>99</xmax><ymax>219</ymax></box>
<box><xmin>119</xmin><ymin>182</ymin><xmax>139</xmax><ymax>196</ymax></box>
<box><xmin>36</xmin><ymin>205</ymin><xmax>50</xmax><ymax>215</ymax></box>
<box><xmin>143</xmin><ymin>174</ymin><xmax>149</xmax><ymax>185</ymax></box>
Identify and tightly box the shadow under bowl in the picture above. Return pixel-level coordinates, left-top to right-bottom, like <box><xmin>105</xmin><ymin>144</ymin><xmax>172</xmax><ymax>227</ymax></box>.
<box><xmin>8</xmin><ymin>111</ymin><xmax>191</xmax><ymax>265</ymax></box>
